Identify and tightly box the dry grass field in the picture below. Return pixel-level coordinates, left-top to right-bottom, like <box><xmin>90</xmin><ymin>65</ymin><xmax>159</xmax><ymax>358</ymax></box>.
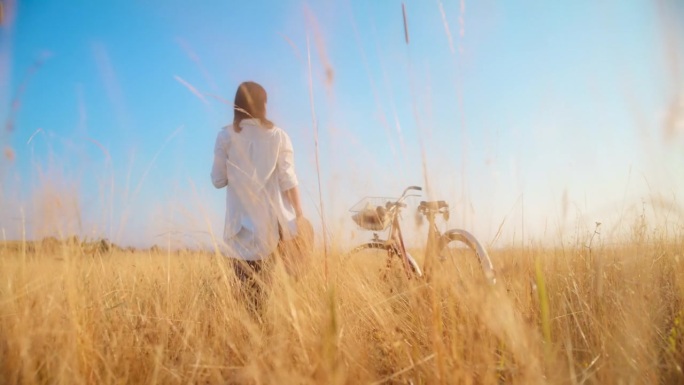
<box><xmin>1</xmin><ymin>1</ymin><xmax>682</xmax><ymax>384</ymax></box>
<box><xmin>1</xmin><ymin>229</ymin><xmax>682</xmax><ymax>385</ymax></box>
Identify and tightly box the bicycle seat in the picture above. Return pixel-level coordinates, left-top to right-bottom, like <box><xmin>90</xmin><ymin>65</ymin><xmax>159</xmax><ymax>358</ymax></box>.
<box><xmin>419</xmin><ymin>201</ymin><xmax>448</xmax><ymax>210</ymax></box>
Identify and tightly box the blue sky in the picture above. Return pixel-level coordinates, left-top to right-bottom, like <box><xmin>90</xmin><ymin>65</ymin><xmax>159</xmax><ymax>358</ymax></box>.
<box><xmin>1</xmin><ymin>0</ymin><xmax>682</xmax><ymax>248</ymax></box>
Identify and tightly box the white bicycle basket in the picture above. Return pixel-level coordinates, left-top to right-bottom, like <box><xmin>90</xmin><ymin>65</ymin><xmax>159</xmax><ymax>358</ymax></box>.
<box><xmin>349</xmin><ymin>197</ymin><xmax>395</xmax><ymax>231</ymax></box>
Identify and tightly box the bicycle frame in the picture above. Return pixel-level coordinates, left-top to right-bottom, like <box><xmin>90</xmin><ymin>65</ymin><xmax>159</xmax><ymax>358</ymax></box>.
<box><xmin>376</xmin><ymin>186</ymin><xmax>444</xmax><ymax>279</ymax></box>
<box><xmin>385</xmin><ymin>200</ymin><xmax>443</xmax><ymax>279</ymax></box>
<box><xmin>423</xmin><ymin>207</ymin><xmax>444</xmax><ymax>277</ymax></box>
<box><xmin>384</xmin><ymin>208</ymin><xmax>414</xmax><ymax>279</ymax></box>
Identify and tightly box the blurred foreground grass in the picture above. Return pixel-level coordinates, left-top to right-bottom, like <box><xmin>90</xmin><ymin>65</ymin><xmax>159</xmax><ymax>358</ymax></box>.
<box><xmin>1</xmin><ymin>234</ymin><xmax>683</xmax><ymax>384</ymax></box>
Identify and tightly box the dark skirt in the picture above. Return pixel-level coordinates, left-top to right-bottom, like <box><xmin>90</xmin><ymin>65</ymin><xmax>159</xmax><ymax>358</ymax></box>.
<box><xmin>231</xmin><ymin>258</ymin><xmax>271</xmax><ymax>316</ymax></box>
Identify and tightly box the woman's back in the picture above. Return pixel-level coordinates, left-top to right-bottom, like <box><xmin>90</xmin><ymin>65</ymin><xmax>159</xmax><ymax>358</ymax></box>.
<box><xmin>212</xmin><ymin>117</ymin><xmax>299</xmax><ymax>260</ymax></box>
<box><xmin>224</xmin><ymin>119</ymin><xmax>282</xmax><ymax>188</ymax></box>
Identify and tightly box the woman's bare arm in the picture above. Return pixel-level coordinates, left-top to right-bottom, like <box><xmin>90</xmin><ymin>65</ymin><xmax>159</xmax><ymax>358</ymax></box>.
<box><xmin>211</xmin><ymin>130</ymin><xmax>228</xmax><ymax>188</ymax></box>
<box><xmin>284</xmin><ymin>186</ymin><xmax>303</xmax><ymax>218</ymax></box>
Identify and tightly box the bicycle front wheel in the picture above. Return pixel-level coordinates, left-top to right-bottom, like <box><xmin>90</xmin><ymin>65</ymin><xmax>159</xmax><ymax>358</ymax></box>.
<box><xmin>347</xmin><ymin>242</ymin><xmax>423</xmax><ymax>278</ymax></box>
<box><xmin>438</xmin><ymin>229</ymin><xmax>496</xmax><ymax>285</ymax></box>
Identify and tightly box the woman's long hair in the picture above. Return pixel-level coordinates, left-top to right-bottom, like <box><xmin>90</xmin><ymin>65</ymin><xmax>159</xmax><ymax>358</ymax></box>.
<box><xmin>233</xmin><ymin>81</ymin><xmax>274</xmax><ymax>132</ymax></box>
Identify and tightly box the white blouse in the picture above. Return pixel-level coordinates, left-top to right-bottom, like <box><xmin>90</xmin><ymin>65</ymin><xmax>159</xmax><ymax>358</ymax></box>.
<box><xmin>211</xmin><ymin>119</ymin><xmax>299</xmax><ymax>260</ymax></box>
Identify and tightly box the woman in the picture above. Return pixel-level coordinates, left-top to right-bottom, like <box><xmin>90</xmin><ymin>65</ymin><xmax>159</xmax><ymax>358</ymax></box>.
<box><xmin>211</xmin><ymin>81</ymin><xmax>306</xmax><ymax>311</ymax></box>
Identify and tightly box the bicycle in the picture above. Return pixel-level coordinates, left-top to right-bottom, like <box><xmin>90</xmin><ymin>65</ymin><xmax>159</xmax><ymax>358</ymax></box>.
<box><xmin>347</xmin><ymin>186</ymin><xmax>496</xmax><ymax>285</ymax></box>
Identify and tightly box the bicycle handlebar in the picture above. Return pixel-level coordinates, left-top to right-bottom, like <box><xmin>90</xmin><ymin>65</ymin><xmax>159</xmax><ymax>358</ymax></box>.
<box><xmin>397</xmin><ymin>186</ymin><xmax>422</xmax><ymax>203</ymax></box>
<box><xmin>392</xmin><ymin>187</ymin><xmax>452</xmax><ymax>214</ymax></box>
<box><xmin>380</xmin><ymin>186</ymin><xmax>421</xmax><ymax>214</ymax></box>
<box><xmin>404</xmin><ymin>185</ymin><xmax>422</xmax><ymax>193</ymax></box>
